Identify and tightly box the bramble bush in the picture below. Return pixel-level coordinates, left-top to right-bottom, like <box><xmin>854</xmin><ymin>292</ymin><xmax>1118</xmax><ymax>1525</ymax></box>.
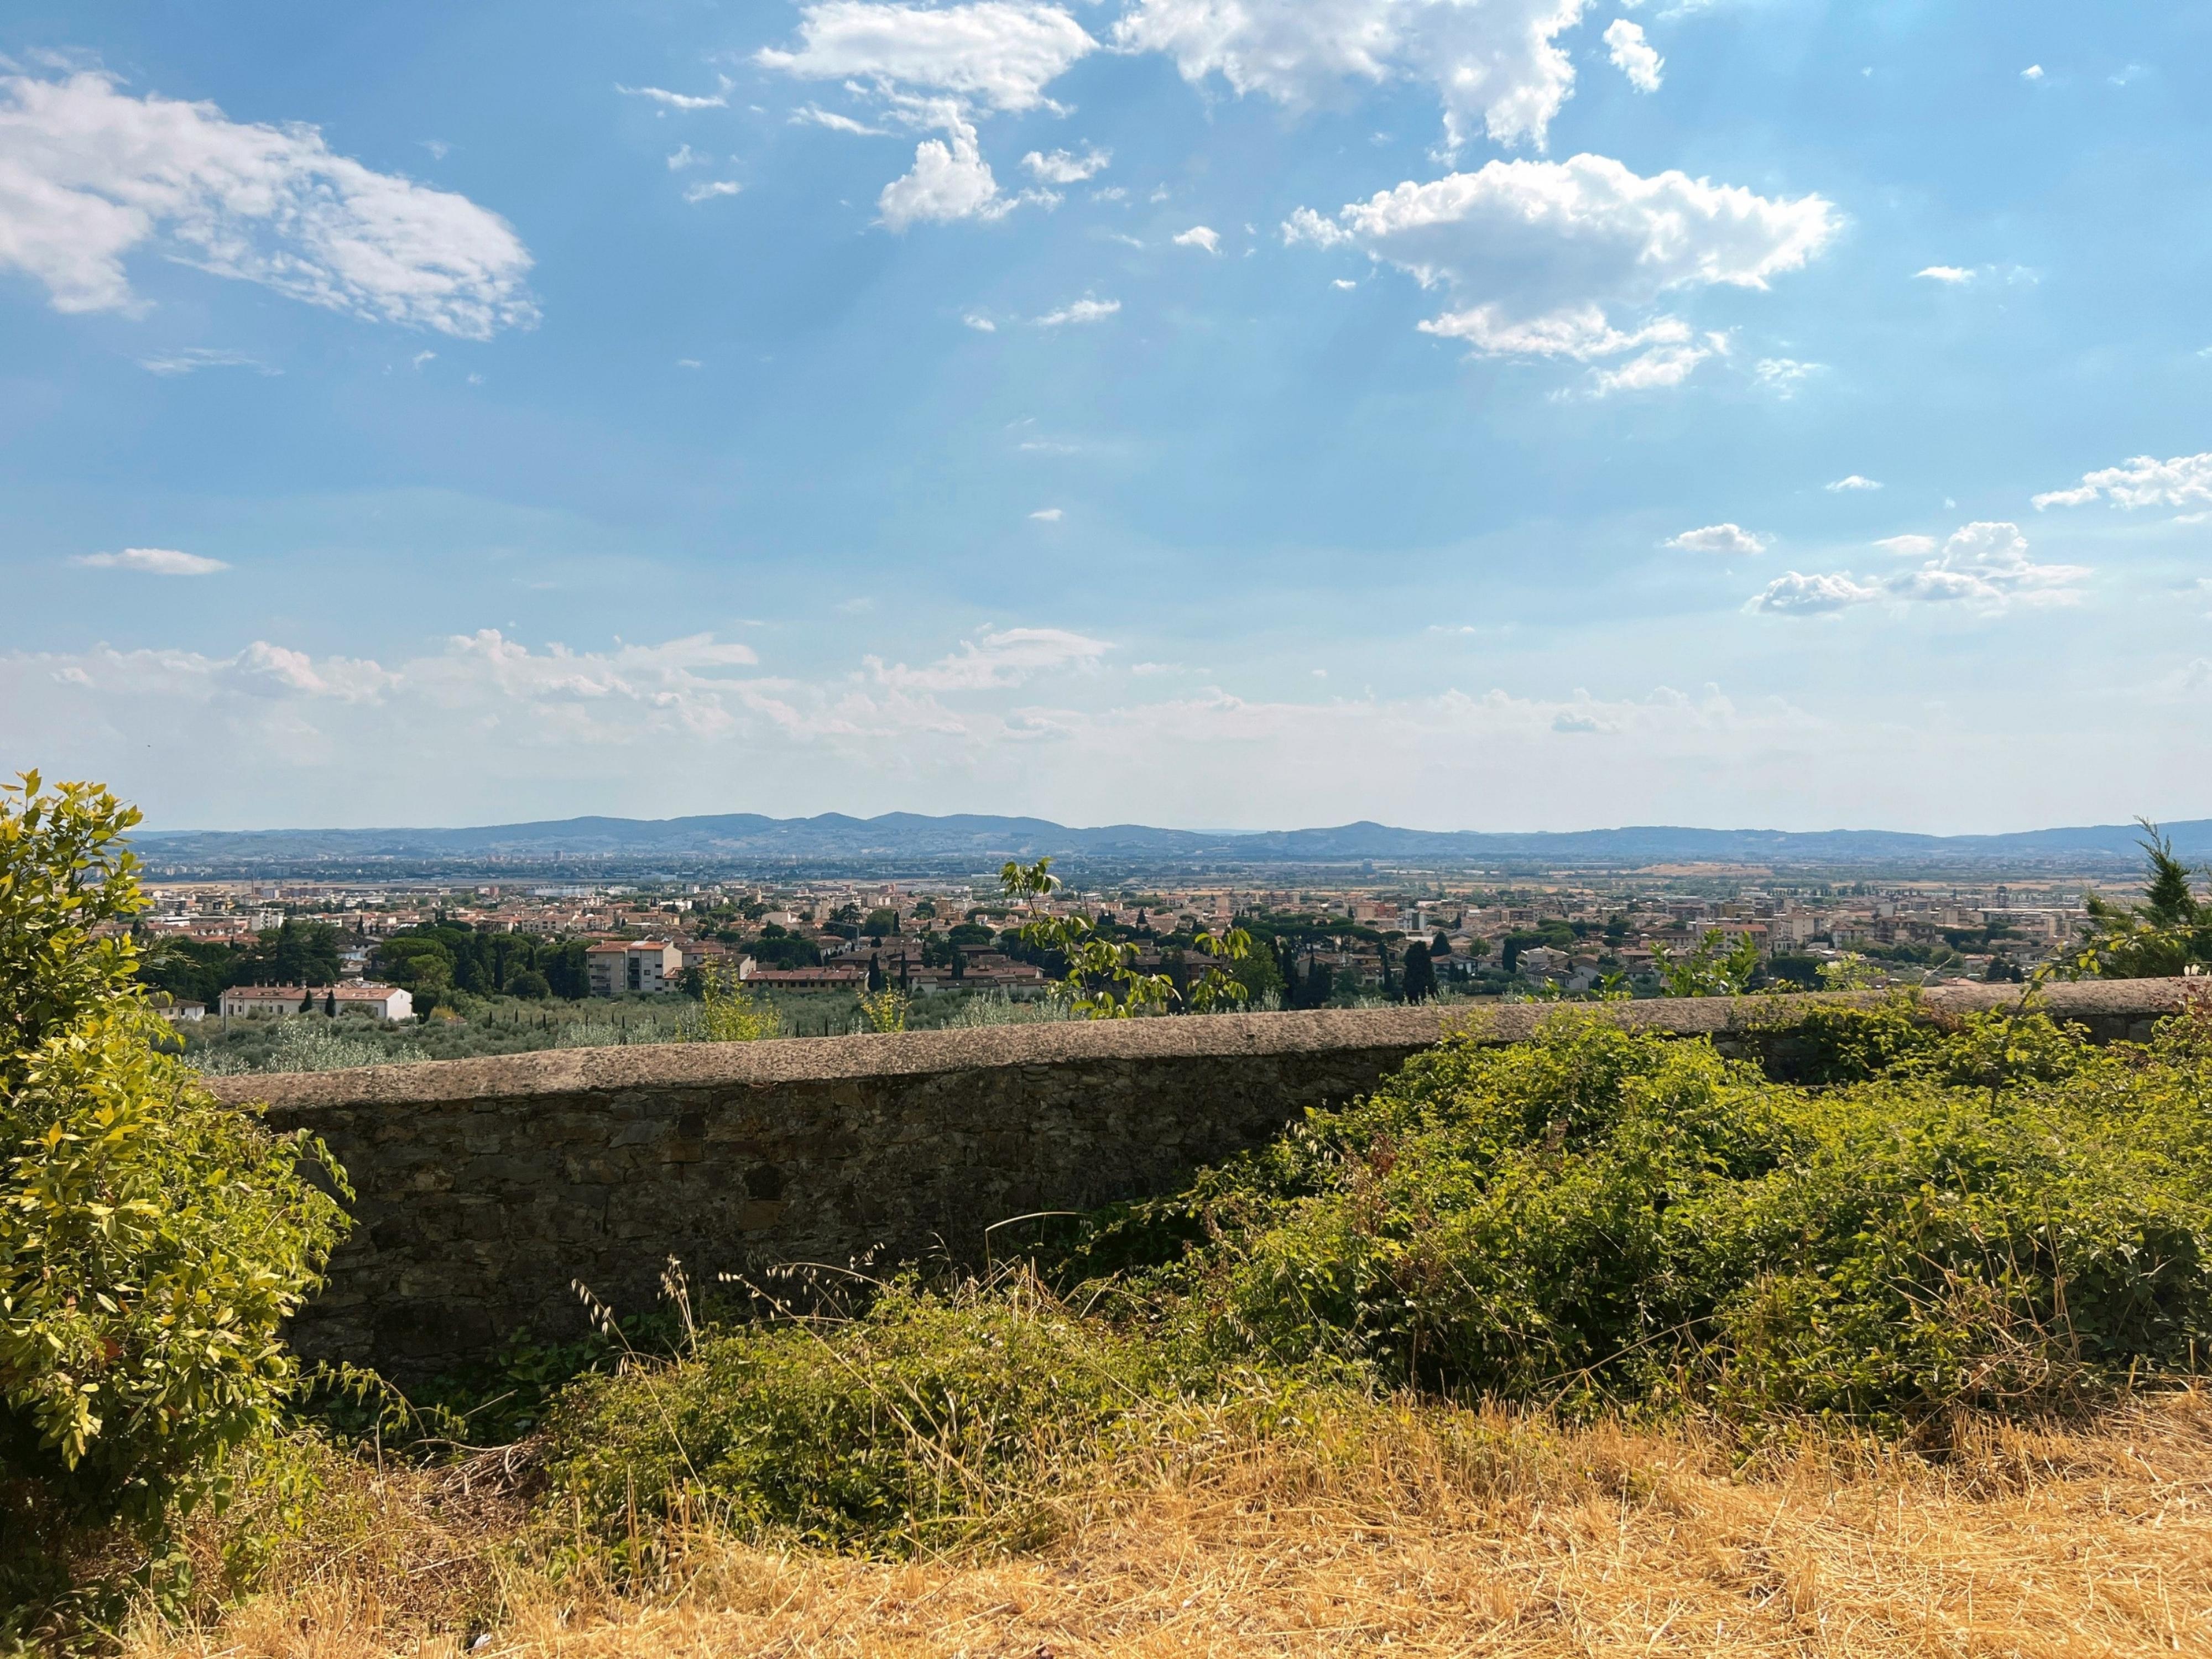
<box><xmin>533</xmin><ymin>995</ymin><xmax>2212</xmax><ymax>1566</ymax></box>
<box><xmin>1076</xmin><ymin>1003</ymin><xmax>2212</xmax><ymax>1428</ymax></box>
<box><xmin>0</xmin><ymin>774</ymin><xmax>349</xmax><ymax>1606</ymax></box>
<box><xmin>539</xmin><ymin>1272</ymin><xmax>1212</xmax><ymax>1557</ymax></box>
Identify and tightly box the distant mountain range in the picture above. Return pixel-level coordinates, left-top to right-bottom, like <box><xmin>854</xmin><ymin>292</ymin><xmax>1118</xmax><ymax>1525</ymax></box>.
<box><xmin>129</xmin><ymin>812</ymin><xmax>2212</xmax><ymax>878</ymax></box>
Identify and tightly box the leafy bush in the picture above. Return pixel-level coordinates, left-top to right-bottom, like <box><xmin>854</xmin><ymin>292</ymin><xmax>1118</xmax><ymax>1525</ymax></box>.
<box><xmin>1072</xmin><ymin>1005</ymin><xmax>2212</xmax><ymax>1430</ymax></box>
<box><xmin>0</xmin><ymin>774</ymin><xmax>349</xmax><ymax>1584</ymax></box>
<box><xmin>677</xmin><ymin>965</ymin><xmax>782</xmax><ymax>1043</ymax></box>
<box><xmin>540</xmin><ymin>1276</ymin><xmax>1196</xmax><ymax>1554</ymax></box>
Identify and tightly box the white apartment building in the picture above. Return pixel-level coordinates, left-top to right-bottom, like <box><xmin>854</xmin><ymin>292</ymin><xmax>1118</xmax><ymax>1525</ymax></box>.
<box><xmin>586</xmin><ymin>939</ymin><xmax>684</xmax><ymax>996</ymax></box>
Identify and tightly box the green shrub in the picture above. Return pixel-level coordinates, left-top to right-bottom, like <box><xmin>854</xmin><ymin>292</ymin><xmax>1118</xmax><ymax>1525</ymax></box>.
<box><xmin>0</xmin><ymin>774</ymin><xmax>350</xmax><ymax>1589</ymax></box>
<box><xmin>1095</xmin><ymin>1006</ymin><xmax>2212</xmax><ymax>1429</ymax></box>
<box><xmin>540</xmin><ymin>1276</ymin><xmax>1193</xmax><ymax>1555</ymax></box>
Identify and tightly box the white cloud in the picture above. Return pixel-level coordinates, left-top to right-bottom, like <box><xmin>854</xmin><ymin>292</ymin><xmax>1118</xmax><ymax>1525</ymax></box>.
<box><xmin>2032</xmin><ymin>451</ymin><xmax>2212</xmax><ymax>512</ymax></box>
<box><xmin>1332</xmin><ymin>277</ymin><xmax>1358</xmax><ymax>289</ymax></box>
<box><xmin>1286</xmin><ymin>154</ymin><xmax>1835</xmax><ymax>390</ymax></box>
<box><xmin>1172</xmin><ymin>224</ymin><xmax>1220</xmax><ymax>253</ymax></box>
<box><xmin>760</xmin><ymin>6</ymin><xmax>1100</xmax><ymax>231</ymax></box>
<box><xmin>1753</xmin><ymin>521</ymin><xmax>2089</xmax><ymax>615</ymax></box>
<box><xmin>1915</xmin><ymin>265</ymin><xmax>1974</xmax><ymax>283</ymax></box>
<box><xmin>2021</xmin><ymin>64</ymin><xmax>2044</xmax><ymax>81</ymax></box>
<box><xmin>136</xmin><ymin>347</ymin><xmax>273</xmax><ymax>376</ymax></box>
<box><xmin>683</xmin><ymin>180</ymin><xmax>743</xmax><ymax>202</ymax></box>
<box><xmin>962</xmin><ymin>311</ymin><xmax>997</xmax><ymax>331</ymax></box>
<box><xmin>868</xmin><ymin>625</ymin><xmax>1109</xmax><ymax>690</ymax></box>
<box><xmin>1753</xmin><ymin>356</ymin><xmax>1820</xmax><ymax>394</ymax></box>
<box><xmin>1022</xmin><ymin>144</ymin><xmax>1109</xmax><ymax>182</ymax></box>
<box><xmin>758</xmin><ymin>2</ymin><xmax>1097</xmax><ymax>113</ymax></box>
<box><xmin>615</xmin><ymin>84</ymin><xmax>728</xmax><ymax>111</ymax></box>
<box><xmin>13</xmin><ymin>627</ymin><xmax>1856</xmax><ymax>829</ymax></box>
<box><xmin>1590</xmin><ymin>336</ymin><xmax>1717</xmax><ymax>393</ymax></box>
<box><xmin>666</xmin><ymin>144</ymin><xmax>706</xmax><ymax>169</ymax></box>
<box><xmin>790</xmin><ymin>104</ymin><xmax>889</xmax><ymax>135</ymax></box>
<box><xmin>1825</xmin><ymin>474</ymin><xmax>1882</xmax><ymax>492</ymax></box>
<box><xmin>1034</xmin><ymin>296</ymin><xmax>1118</xmax><ymax>326</ymax></box>
<box><xmin>1115</xmin><ymin>0</ymin><xmax>1597</xmax><ymax>152</ymax></box>
<box><xmin>1029</xmin><ymin>507</ymin><xmax>1063</xmax><ymax>521</ymax></box>
<box><xmin>1603</xmin><ymin>19</ymin><xmax>1662</xmax><ymax>92</ymax></box>
<box><xmin>0</xmin><ymin>71</ymin><xmax>537</xmax><ymax>337</ymax></box>
<box><xmin>878</xmin><ymin>107</ymin><xmax>1011</xmax><ymax>228</ymax></box>
<box><xmin>1747</xmin><ymin>571</ymin><xmax>1882</xmax><ymax>613</ymax></box>
<box><xmin>69</xmin><ymin>546</ymin><xmax>229</xmax><ymax>576</ymax></box>
<box><xmin>1666</xmin><ymin>523</ymin><xmax>1768</xmax><ymax>555</ymax></box>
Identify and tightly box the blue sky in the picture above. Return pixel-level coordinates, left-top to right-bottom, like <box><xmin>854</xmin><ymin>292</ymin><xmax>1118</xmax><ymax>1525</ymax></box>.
<box><xmin>3</xmin><ymin>0</ymin><xmax>2210</xmax><ymax>833</ymax></box>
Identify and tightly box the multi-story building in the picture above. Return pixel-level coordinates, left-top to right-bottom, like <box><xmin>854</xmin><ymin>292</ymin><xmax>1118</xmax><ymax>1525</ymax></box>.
<box><xmin>586</xmin><ymin>939</ymin><xmax>684</xmax><ymax>996</ymax></box>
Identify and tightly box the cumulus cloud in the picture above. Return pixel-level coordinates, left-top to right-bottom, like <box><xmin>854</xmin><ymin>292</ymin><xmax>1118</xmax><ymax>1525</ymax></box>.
<box><xmin>868</xmin><ymin>625</ymin><xmax>1109</xmax><ymax>690</ymax></box>
<box><xmin>1751</xmin><ymin>522</ymin><xmax>2090</xmax><ymax>615</ymax></box>
<box><xmin>761</xmin><ymin>5</ymin><xmax>1097</xmax><ymax>229</ymax></box>
<box><xmin>1034</xmin><ymin>296</ymin><xmax>1118</xmax><ymax>325</ymax></box>
<box><xmin>1825</xmin><ymin>474</ymin><xmax>1882</xmax><ymax>492</ymax></box>
<box><xmin>2032</xmin><ymin>451</ymin><xmax>2212</xmax><ymax>512</ymax></box>
<box><xmin>1916</xmin><ymin>265</ymin><xmax>1974</xmax><ymax>284</ymax></box>
<box><xmin>1021</xmin><ymin>144</ymin><xmax>1109</xmax><ymax>182</ymax></box>
<box><xmin>1746</xmin><ymin>571</ymin><xmax>1883</xmax><ymax>614</ymax></box>
<box><xmin>1666</xmin><ymin>523</ymin><xmax>1768</xmax><ymax>556</ymax></box>
<box><xmin>1603</xmin><ymin>19</ymin><xmax>1662</xmax><ymax>92</ymax></box>
<box><xmin>757</xmin><ymin>1</ymin><xmax>1097</xmax><ymax>112</ymax></box>
<box><xmin>1115</xmin><ymin>0</ymin><xmax>1596</xmax><ymax>152</ymax></box>
<box><xmin>683</xmin><ymin>180</ymin><xmax>743</xmax><ymax>202</ymax></box>
<box><xmin>1286</xmin><ymin>154</ymin><xmax>1836</xmax><ymax>390</ymax></box>
<box><xmin>878</xmin><ymin>107</ymin><xmax>1010</xmax><ymax>228</ymax></box>
<box><xmin>1172</xmin><ymin>224</ymin><xmax>1220</xmax><ymax>253</ymax></box>
<box><xmin>69</xmin><ymin>546</ymin><xmax>228</xmax><ymax>576</ymax></box>
<box><xmin>0</xmin><ymin>70</ymin><xmax>537</xmax><ymax>337</ymax></box>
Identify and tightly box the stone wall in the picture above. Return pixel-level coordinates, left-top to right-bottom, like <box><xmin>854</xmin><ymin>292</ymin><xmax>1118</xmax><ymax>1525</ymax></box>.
<box><xmin>209</xmin><ymin>980</ymin><xmax>2204</xmax><ymax>1377</ymax></box>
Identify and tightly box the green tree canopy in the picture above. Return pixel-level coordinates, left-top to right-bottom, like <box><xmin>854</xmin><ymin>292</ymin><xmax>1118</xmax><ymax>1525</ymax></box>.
<box><xmin>1</xmin><ymin>773</ymin><xmax>348</xmax><ymax>1555</ymax></box>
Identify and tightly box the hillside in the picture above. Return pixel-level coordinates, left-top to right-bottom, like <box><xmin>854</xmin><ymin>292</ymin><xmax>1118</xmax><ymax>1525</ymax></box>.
<box><xmin>131</xmin><ymin>811</ymin><xmax>2212</xmax><ymax>877</ymax></box>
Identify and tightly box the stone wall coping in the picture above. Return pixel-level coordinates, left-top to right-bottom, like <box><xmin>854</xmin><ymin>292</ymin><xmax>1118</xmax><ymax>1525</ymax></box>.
<box><xmin>207</xmin><ymin>978</ymin><xmax>2206</xmax><ymax>1113</ymax></box>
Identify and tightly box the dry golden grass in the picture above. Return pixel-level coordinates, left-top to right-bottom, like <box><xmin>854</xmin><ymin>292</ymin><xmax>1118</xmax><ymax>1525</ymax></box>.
<box><xmin>138</xmin><ymin>1391</ymin><xmax>2212</xmax><ymax>1659</ymax></box>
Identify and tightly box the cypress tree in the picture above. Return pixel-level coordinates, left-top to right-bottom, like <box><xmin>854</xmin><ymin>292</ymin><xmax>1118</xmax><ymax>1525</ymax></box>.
<box><xmin>1401</xmin><ymin>941</ymin><xmax>1436</xmax><ymax>1004</ymax></box>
